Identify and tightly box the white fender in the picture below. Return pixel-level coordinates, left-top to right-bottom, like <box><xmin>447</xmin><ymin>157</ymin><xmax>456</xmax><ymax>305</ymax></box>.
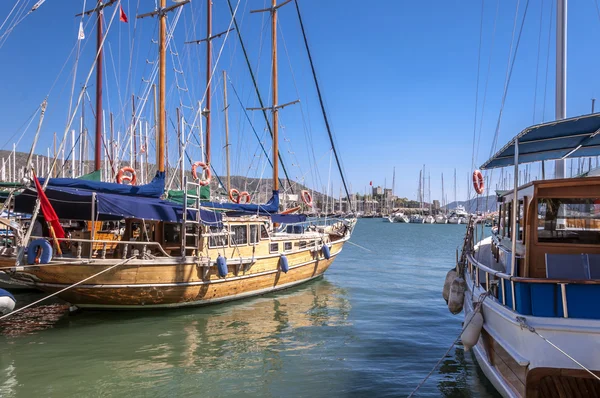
<box><xmin>0</xmin><ymin>296</ymin><xmax>16</xmax><ymax>315</ymax></box>
<box><xmin>460</xmin><ymin>310</ymin><xmax>484</xmax><ymax>351</ymax></box>
<box><xmin>442</xmin><ymin>269</ymin><xmax>457</xmax><ymax>303</ymax></box>
<box><xmin>448</xmin><ymin>277</ymin><xmax>466</xmax><ymax>314</ymax></box>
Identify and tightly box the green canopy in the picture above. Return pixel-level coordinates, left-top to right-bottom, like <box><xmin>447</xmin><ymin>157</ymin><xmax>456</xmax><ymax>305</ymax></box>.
<box><xmin>78</xmin><ymin>170</ymin><xmax>102</xmax><ymax>181</ymax></box>
<box><xmin>167</xmin><ymin>186</ymin><xmax>210</xmax><ymax>205</ymax></box>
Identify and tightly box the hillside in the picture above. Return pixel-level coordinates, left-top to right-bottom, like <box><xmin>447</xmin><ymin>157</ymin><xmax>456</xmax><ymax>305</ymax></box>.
<box><xmin>445</xmin><ymin>195</ymin><xmax>497</xmax><ymax>213</ymax></box>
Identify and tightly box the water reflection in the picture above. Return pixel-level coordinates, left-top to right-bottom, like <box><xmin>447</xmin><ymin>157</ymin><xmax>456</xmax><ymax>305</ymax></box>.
<box><xmin>0</xmin><ymin>279</ymin><xmax>351</xmax><ymax>397</ymax></box>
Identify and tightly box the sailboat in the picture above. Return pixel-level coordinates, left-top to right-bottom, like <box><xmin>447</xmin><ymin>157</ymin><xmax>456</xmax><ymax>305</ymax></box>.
<box><xmin>409</xmin><ymin>169</ymin><xmax>425</xmax><ymax>223</ymax></box>
<box><xmin>445</xmin><ymin>1</ymin><xmax>600</xmax><ymax>395</ymax></box>
<box><xmin>0</xmin><ymin>0</ymin><xmax>355</xmax><ymax>309</ymax></box>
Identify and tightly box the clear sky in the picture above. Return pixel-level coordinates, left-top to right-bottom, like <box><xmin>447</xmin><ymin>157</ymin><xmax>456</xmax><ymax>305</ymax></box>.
<box><xmin>1</xmin><ymin>0</ymin><xmax>600</xmax><ymax>203</ymax></box>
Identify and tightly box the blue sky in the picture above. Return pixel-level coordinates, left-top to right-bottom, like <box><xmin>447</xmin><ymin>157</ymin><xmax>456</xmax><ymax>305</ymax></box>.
<box><xmin>1</xmin><ymin>0</ymin><xmax>600</xmax><ymax>203</ymax></box>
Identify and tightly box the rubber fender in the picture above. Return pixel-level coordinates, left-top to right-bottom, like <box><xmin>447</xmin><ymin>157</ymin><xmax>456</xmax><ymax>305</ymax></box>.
<box><xmin>280</xmin><ymin>255</ymin><xmax>289</xmax><ymax>273</ymax></box>
<box><xmin>0</xmin><ymin>288</ymin><xmax>16</xmax><ymax>315</ymax></box>
<box><xmin>461</xmin><ymin>310</ymin><xmax>484</xmax><ymax>351</ymax></box>
<box><xmin>27</xmin><ymin>239</ymin><xmax>53</xmax><ymax>265</ymax></box>
<box><xmin>216</xmin><ymin>255</ymin><xmax>228</xmax><ymax>278</ymax></box>
<box><xmin>442</xmin><ymin>269</ymin><xmax>457</xmax><ymax>303</ymax></box>
<box><xmin>448</xmin><ymin>277</ymin><xmax>466</xmax><ymax>315</ymax></box>
<box><xmin>322</xmin><ymin>244</ymin><xmax>331</xmax><ymax>260</ymax></box>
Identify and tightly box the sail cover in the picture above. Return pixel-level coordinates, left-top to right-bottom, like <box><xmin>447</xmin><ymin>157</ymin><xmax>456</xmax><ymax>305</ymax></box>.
<box><xmin>200</xmin><ymin>190</ymin><xmax>279</xmax><ymax>214</ymax></box>
<box><xmin>14</xmin><ymin>186</ymin><xmax>222</xmax><ymax>226</ymax></box>
<box><xmin>38</xmin><ymin>171</ymin><xmax>165</xmax><ymax>198</ymax></box>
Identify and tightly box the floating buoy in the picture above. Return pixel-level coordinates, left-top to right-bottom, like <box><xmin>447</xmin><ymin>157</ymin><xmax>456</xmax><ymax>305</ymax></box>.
<box><xmin>322</xmin><ymin>244</ymin><xmax>331</xmax><ymax>260</ymax></box>
<box><xmin>461</xmin><ymin>310</ymin><xmax>484</xmax><ymax>351</ymax></box>
<box><xmin>442</xmin><ymin>269</ymin><xmax>457</xmax><ymax>303</ymax></box>
<box><xmin>27</xmin><ymin>239</ymin><xmax>53</xmax><ymax>265</ymax></box>
<box><xmin>448</xmin><ymin>277</ymin><xmax>466</xmax><ymax>314</ymax></box>
<box><xmin>0</xmin><ymin>288</ymin><xmax>16</xmax><ymax>315</ymax></box>
<box><xmin>216</xmin><ymin>255</ymin><xmax>228</xmax><ymax>278</ymax></box>
<box><xmin>279</xmin><ymin>255</ymin><xmax>289</xmax><ymax>273</ymax></box>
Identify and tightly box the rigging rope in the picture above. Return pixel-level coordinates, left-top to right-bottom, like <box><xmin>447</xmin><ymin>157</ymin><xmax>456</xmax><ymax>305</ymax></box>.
<box><xmin>294</xmin><ymin>0</ymin><xmax>352</xmax><ymax>208</ymax></box>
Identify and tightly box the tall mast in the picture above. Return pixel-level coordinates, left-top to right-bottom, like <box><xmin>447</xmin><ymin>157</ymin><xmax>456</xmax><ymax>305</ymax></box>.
<box><xmin>392</xmin><ymin>166</ymin><xmax>395</xmax><ymax>197</ymax></box>
<box><xmin>555</xmin><ymin>0</ymin><xmax>567</xmax><ymax>178</ymax></box>
<box><xmin>205</xmin><ymin>0</ymin><xmax>213</xmax><ymax>166</ymax></box>
<box><xmin>223</xmin><ymin>70</ymin><xmax>231</xmax><ymax>193</ymax></box>
<box><xmin>454</xmin><ymin>168</ymin><xmax>457</xmax><ymax>205</ymax></box>
<box><xmin>271</xmin><ymin>0</ymin><xmax>279</xmax><ymax>192</ymax></box>
<box><xmin>158</xmin><ymin>2</ymin><xmax>166</xmax><ymax>174</ymax></box>
<box><xmin>441</xmin><ymin>172</ymin><xmax>445</xmax><ymax>210</ymax></box>
<box><xmin>95</xmin><ymin>2</ymin><xmax>103</xmax><ymax>171</ymax></box>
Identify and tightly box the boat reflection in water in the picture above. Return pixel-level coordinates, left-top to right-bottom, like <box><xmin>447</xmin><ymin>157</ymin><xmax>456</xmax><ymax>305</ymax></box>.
<box><xmin>0</xmin><ymin>279</ymin><xmax>350</xmax><ymax>397</ymax></box>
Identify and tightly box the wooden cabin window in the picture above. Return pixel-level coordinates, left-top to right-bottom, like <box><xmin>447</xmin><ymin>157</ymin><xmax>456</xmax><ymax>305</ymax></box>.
<box><xmin>299</xmin><ymin>241</ymin><xmax>307</xmax><ymax>249</ymax></box>
<box><xmin>260</xmin><ymin>224</ymin><xmax>269</xmax><ymax>240</ymax></box>
<box><xmin>517</xmin><ymin>200</ymin><xmax>524</xmax><ymax>241</ymax></box>
<box><xmin>249</xmin><ymin>225</ymin><xmax>259</xmax><ymax>244</ymax></box>
<box><xmin>284</xmin><ymin>242</ymin><xmax>292</xmax><ymax>251</ymax></box>
<box><xmin>208</xmin><ymin>226</ymin><xmax>228</xmax><ymax>248</ymax></box>
<box><xmin>537</xmin><ymin>198</ymin><xmax>600</xmax><ymax>244</ymax></box>
<box><xmin>163</xmin><ymin>223</ymin><xmax>181</xmax><ymax>244</ymax></box>
<box><xmin>270</xmin><ymin>242</ymin><xmax>279</xmax><ymax>253</ymax></box>
<box><xmin>231</xmin><ymin>225</ymin><xmax>248</xmax><ymax>246</ymax></box>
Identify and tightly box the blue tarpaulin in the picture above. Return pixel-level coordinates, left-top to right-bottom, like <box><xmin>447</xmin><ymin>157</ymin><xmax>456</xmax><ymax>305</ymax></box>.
<box><xmin>270</xmin><ymin>214</ymin><xmax>307</xmax><ymax>224</ymax></box>
<box><xmin>14</xmin><ymin>186</ymin><xmax>222</xmax><ymax>226</ymax></box>
<box><xmin>201</xmin><ymin>190</ymin><xmax>279</xmax><ymax>215</ymax></box>
<box><xmin>38</xmin><ymin>171</ymin><xmax>166</xmax><ymax>198</ymax></box>
<box><xmin>482</xmin><ymin>114</ymin><xmax>600</xmax><ymax>170</ymax></box>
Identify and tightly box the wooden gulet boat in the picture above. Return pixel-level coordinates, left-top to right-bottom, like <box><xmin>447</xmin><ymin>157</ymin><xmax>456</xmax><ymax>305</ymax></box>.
<box><xmin>0</xmin><ymin>0</ymin><xmax>356</xmax><ymax>310</ymax></box>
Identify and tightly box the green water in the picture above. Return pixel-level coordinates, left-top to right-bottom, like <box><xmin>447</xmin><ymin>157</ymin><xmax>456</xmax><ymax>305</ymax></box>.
<box><xmin>0</xmin><ymin>219</ymin><xmax>499</xmax><ymax>397</ymax></box>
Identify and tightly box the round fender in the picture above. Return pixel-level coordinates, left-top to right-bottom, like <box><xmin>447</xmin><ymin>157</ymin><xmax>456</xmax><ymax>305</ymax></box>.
<box><xmin>322</xmin><ymin>244</ymin><xmax>331</xmax><ymax>260</ymax></box>
<box><xmin>279</xmin><ymin>255</ymin><xmax>289</xmax><ymax>273</ymax></box>
<box><xmin>0</xmin><ymin>288</ymin><xmax>16</xmax><ymax>315</ymax></box>
<box><xmin>191</xmin><ymin>162</ymin><xmax>211</xmax><ymax>186</ymax></box>
<box><xmin>216</xmin><ymin>255</ymin><xmax>228</xmax><ymax>278</ymax></box>
<box><xmin>116</xmin><ymin>167</ymin><xmax>137</xmax><ymax>185</ymax></box>
<box><xmin>27</xmin><ymin>238</ymin><xmax>53</xmax><ymax>265</ymax></box>
<box><xmin>472</xmin><ymin>170</ymin><xmax>484</xmax><ymax>195</ymax></box>
<box><xmin>301</xmin><ymin>190</ymin><xmax>313</xmax><ymax>206</ymax></box>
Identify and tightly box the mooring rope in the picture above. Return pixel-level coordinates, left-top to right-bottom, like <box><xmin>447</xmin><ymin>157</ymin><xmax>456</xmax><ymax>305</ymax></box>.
<box><xmin>0</xmin><ymin>255</ymin><xmax>137</xmax><ymax>321</ymax></box>
<box><xmin>516</xmin><ymin>316</ymin><xmax>600</xmax><ymax>382</ymax></box>
<box><xmin>408</xmin><ymin>292</ymin><xmax>489</xmax><ymax>397</ymax></box>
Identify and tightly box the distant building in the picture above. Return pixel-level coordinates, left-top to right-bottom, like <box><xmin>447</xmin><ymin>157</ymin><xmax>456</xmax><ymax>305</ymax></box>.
<box><xmin>384</xmin><ymin>188</ymin><xmax>393</xmax><ymax>198</ymax></box>
<box><xmin>433</xmin><ymin>200</ymin><xmax>440</xmax><ymax>210</ymax></box>
<box><xmin>372</xmin><ymin>186</ymin><xmax>383</xmax><ymax>196</ymax></box>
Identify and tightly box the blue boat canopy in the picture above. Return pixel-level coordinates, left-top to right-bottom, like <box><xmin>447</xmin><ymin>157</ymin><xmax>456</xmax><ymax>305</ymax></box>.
<box><xmin>38</xmin><ymin>171</ymin><xmax>165</xmax><ymax>198</ymax></box>
<box><xmin>481</xmin><ymin>114</ymin><xmax>600</xmax><ymax>170</ymax></box>
<box><xmin>200</xmin><ymin>190</ymin><xmax>279</xmax><ymax>215</ymax></box>
<box><xmin>14</xmin><ymin>186</ymin><xmax>222</xmax><ymax>227</ymax></box>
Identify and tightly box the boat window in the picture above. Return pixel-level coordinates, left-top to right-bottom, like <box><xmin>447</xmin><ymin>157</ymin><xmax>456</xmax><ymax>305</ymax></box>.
<box><xmin>299</xmin><ymin>241</ymin><xmax>307</xmax><ymax>249</ymax></box>
<box><xmin>231</xmin><ymin>225</ymin><xmax>248</xmax><ymax>246</ymax></box>
<box><xmin>208</xmin><ymin>226</ymin><xmax>228</xmax><ymax>248</ymax></box>
<box><xmin>284</xmin><ymin>242</ymin><xmax>292</xmax><ymax>251</ymax></box>
<box><xmin>270</xmin><ymin>242</ymin><xmax>279</xmax><ymax>253</ymax></box>
<box><xmin>537</xmin><ymin>198</ymin><xmax>600</xmax><ymax>244</ymax></box>
<box><xmin>164</xmin><ymin>223</ymin><xmax>181</xmax><ymax>244</ymax></box>
<box><xmin>249</xmin><ymin>225</ymin><xmax>259</xmax><ymax>244</ymax></box>
<box><xmin>260</xmin><ymin>224</ymin><xmax>269</xmax><ymax>239</ymax></box>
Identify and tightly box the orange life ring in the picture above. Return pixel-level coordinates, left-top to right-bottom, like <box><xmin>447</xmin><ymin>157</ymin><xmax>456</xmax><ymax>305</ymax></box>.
<box><xmin>301</xmin><ymin>190</ymin><xmax>313</xmax><ymax>206</ymax></box>
<box><xmin>238</xmin><ymin>191</ymin><xmax>251</xmax><ymax>204</ymax></box>
<box><xmin>229</xmin><ymin>188</ymin><xmax>240</xmax><ymax>203</ymax></box>
<box><xmin>473</xmin><ymin>170</ymin><xmax>484</xmax><ymax>195</ymax></box>
<box><xmin>116</xmin><ymin>167</ymin><xmax>137</xmax><ymax>185</ymax></box>
<box><xmin>191</xmin><ymin>161</ymin><xmax>211</xmax><ymax>186</ymax></box>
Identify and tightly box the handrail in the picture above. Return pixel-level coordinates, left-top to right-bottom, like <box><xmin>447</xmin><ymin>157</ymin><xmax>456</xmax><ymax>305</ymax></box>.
<box><xmin>27</xmin><ymin>236</ymin><xmax>172</xmax><ymax>258</ymax></box>
<box><xmin>466</xmin><ymin>252</ymin><xmax>600</xmax><ymax>285</ymax></box>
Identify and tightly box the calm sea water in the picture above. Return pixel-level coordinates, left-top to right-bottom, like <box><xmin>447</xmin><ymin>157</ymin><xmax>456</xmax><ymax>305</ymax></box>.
<box><xmin>0</xmin><ymin>219</ymin><xmax>500</xmax><ymax>397</ymax></box>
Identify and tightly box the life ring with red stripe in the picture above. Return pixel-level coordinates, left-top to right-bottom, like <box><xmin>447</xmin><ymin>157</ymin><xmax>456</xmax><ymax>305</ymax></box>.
<box><xmin>229</xmin><ymin>189</ymin><xmax>240</xmax><ymax>203</ymax></box>
<box><xmin>191</xmin><ymin>162</ymin><xmax>211</xmax><ymax>186</ymax></box>
<box><xmin>473</xmin><ymin>170</ymin><xmax>484</xmax><ymax>195</ymax></box>
<box><xmin>301</xmin><ymin>190</ymin><xmax>313</xmax><ymax>206</ymax></box>
<box><xmin>238</xmin><ymin>191</ymin><xmax>251</xmax><ymax>204</ymax></box>
<box><xmin>116</xmin><ymin>167</ymin><xmax>137</xmax><ymax>185</ymax></box>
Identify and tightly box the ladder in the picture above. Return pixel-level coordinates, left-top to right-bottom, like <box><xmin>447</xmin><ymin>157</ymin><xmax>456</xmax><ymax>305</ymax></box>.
<box><xmin>181</xmin><ymin>176</ymin><xmax>202</xmax><ymax>256</ymax></box>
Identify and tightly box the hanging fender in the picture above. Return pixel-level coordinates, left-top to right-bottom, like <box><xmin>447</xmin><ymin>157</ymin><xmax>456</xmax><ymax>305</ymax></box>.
<box><xmin>216</xmin><ymin>255</ymin><xmax>228</xmax><ymax>278</ymax></box>
<box><xmin>116</xmin><ymin>167</ymin><xmax>137</xmax><ymax>185</ymax></box>
<box><xmin>279</xmin><ymin>255</ymin><xmax>289</xmax><ymax>273</ymax></box>
<box><xmin>192</xmin><ymin>162</ymin><xmax>211</xmax><ymax>186</ymax></box>
<box><xmin>322</xmin><ymin>244</ymin><xmax>331</xmax><ymax>260</ymax></box>
<box><xmin>27</xmin><ymin>238</ymin><xmax>53</xmax><ymax>265</ymax></box>
<box><xmin>472</xmin><ymin>170</ymin><xmax>484</xmax><ymax>195</ymax></box>
<box><xmin>301</xmin><ymin>190</ymin><xmax>313</xmax><ymax>206</ymax></box>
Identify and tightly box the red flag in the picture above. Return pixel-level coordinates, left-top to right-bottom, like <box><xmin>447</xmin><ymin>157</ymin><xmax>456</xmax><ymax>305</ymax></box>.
<box><xmin>369</xmin><ymin>181</ymin><xmax>372</xmax><ymax>186</ymax></box>
<box><xmin>33</xmin><ymin>173</ymin><xmax>65</xmax><ymax>239</ymax></box>
<box><xmin>119</xmin><ymin>5</ymin><xmax>128</xmax><ymax>23</ymax></box>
